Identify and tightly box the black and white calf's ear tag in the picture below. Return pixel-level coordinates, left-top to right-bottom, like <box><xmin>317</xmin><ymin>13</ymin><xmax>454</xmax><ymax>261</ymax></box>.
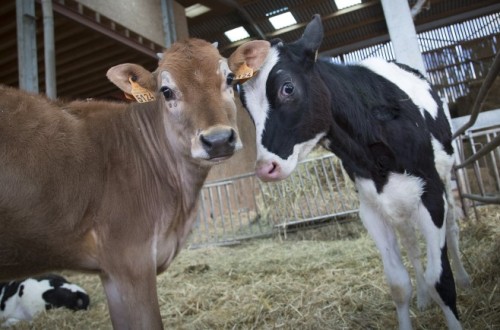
<box><xmin>234</xmin><ymin>62</ymin><xmax>255</xmax><ymax>81</ymax></box>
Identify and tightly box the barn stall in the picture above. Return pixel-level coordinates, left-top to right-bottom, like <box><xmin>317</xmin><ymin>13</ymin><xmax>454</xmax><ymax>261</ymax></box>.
<box><xmin>8</xmin><ymin>204</ymin><xmax>500</xmax><ymax>329</ymax></box>
<box><xmin>6</xmin><ymin>87</ymin><xmax>500</xmax><ymax>330</ymax></box>
<box><xmin>3</xmin><ymin>1</ymin><xmax>500</xmax><ymax>329</ymax></box>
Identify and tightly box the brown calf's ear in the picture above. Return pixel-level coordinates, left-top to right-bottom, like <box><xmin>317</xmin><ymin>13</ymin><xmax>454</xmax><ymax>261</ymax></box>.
<box><xmin>228</xmin><ymin>40</ymin><xmax>271</xmax><ymax>80</ymax></box>
<box><xmin>107</xmin><ymin>63</ymin><xmax>156</xmax><ymax>95</ymax></box>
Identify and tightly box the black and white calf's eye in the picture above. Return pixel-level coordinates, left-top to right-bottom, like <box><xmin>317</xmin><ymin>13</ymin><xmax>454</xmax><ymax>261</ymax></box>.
<box><xmin>280</xmin><ymin>82</ymin><xmax>295</xmax><ymax>96</ymax></box>
<box><xmin>160</xmin><ymin>86</ymin><xmax>174</xmax><ymax>100</ymax></box>
<box><xmin>226</xmin><ymin>73</ymin><xmax>235</xmax><ymax>86</ymax></box>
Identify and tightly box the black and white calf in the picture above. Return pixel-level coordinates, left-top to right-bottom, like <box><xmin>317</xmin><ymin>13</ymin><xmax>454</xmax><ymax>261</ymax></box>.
<box><xmin>229</xmin><ymin>14</ymin><xmax>470</xmax><ymax>330</ymax></box>
<box><xmin>0</xmin><ymin>274</ymin><xmax>89</xmax><ymax>326</ymax></box>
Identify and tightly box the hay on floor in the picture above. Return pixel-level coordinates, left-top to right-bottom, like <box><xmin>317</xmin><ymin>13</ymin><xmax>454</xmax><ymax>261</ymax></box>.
<box><xmin>8</xmin><ymin>205</ymin><xmax>500</xmax><ymax>330</ymax></box>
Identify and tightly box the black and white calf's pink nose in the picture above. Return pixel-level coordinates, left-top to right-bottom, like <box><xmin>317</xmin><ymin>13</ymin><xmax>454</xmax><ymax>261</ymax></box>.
<box><xmin>255</xmin><ymin>160</ymin><xmax>283</xmax><ymax>182</ymax></box>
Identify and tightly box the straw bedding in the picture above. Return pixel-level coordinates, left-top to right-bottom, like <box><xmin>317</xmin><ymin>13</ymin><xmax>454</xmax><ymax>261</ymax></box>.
<box><xmin>8</xmin><ymin>205</ymin><xmax>499</xmax><ymax>330</ymax></box>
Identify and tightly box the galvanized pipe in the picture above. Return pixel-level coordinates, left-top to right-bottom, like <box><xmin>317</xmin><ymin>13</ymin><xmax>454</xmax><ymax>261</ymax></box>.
<box><xmin>42</xmin><ymin>0</ymin><xmax>56</xmax><ymax>99</ymax></box>
<box><xmin>16</xmin><ymin>0</ymin><xmax>38</xmax><ymax>93</ymax></box>
<box><xmin>160</xmin><ymin>0</ymin><xmax>177</xmax><ymax>48</ymax></box>
<box><xmin>452</xmin><ymin>49</ymin><xmax>500</xmax><ymax>139</ymax></box>
<box><xmin>454</xmin><ymin>135</ymin><xmax>500</xmax><ymax>169</ymax></box>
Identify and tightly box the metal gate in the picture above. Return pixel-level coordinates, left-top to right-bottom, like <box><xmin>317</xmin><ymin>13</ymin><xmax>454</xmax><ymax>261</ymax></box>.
<box><xmin>453</xmin><ymin>108</ymin><xmax>500</xmax><ymax>216</ymax></box>
<box><xmin>188</xmin><ymin>154</ymin><xmax>359</xmax><ymax>248</ymax></box>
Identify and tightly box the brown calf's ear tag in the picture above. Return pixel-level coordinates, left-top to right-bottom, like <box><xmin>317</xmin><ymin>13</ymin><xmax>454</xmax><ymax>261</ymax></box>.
<box><xmin>129</xmin><ymin>77</ymin><xmax>155</xmax><ymax>103</ymax></box>
<box><xmin>234</xmin><ymin>62</ymin><xmax>255</xmax><ymax>81</ymax></box>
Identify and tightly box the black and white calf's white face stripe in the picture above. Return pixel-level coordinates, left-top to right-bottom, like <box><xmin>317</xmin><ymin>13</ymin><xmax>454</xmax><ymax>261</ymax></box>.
<box><xmin>0</xmin><ymin>275</ymin><xmax>89</xmax><ymax>326</ymax></box>
<box><xmin>239</xmin><ymin>46</ymin><xmax>328</xmax><ymax>181</ymax></box>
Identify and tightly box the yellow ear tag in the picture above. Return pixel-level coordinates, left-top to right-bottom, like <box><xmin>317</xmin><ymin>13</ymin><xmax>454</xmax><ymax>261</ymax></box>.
<box><xmin>128</xmin><ymin>77</ymin><xmax>155</xmax><ymax>103</ymax></box>
<box><xmin>234</xmin><ymin>62</ymin><xmax>255</xmax><ymax>81</ymax></box>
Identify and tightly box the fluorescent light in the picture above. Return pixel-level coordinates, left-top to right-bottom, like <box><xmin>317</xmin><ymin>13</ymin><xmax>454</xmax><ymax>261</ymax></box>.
<box><xmin>224</xmin><ymin>26</ymin><xmax>250</xmax><ymax>42</ymax></box>
<box><xmin>334</xmin><ymin>0</ymin><xmax>362</xmax><ymax>10</ymax></box>
<box><xmin>185</xmin><ymin>3</ymin><xmax>211</xmax><ymax>18</ymax></box>
<box><xmin>268</xmin><ymin>12</ymin><xmax>297</xmax><ymax>30</ymax></box>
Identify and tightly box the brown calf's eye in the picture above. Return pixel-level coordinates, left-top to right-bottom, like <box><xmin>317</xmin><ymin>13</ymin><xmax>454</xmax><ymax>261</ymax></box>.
<box><xmin>226</xmin><ymin>73</ymin><xmax>235</xmax><ymax>86</ymax></box>
<box><xmin>160</xmin><ymin>86</ymin><xmax>174</xmax><ymax>100</ymax></box>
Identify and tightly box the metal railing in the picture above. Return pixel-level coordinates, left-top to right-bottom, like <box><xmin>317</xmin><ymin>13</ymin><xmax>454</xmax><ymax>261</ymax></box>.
<box><xmin>453</xmin><ymin>111</ymin><xmax>500</xmax><ymax>214</ymax></box>
<box><xmin>451</xmin><ymin>48</ymin><xmax>500</xmax><ymax>211</ymax></box>
<box><xmin>188</xmin><ymin>154</ymin><xmax>359</xmax><ymax>248</ymax></box>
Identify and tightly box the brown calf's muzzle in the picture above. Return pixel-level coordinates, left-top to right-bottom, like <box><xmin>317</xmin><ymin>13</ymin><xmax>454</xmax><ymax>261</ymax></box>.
<box><xmin>199</xmin><ymin>126</ymin><xmax>239</xmax><ymax>160</ymax></box>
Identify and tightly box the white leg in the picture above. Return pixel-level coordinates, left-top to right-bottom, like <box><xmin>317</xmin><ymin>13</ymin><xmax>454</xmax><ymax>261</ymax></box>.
<box><xmin>416</xmin><ymin>200</ymin><xmax>462</xmax><ymax>330</ymax></box>
<box><xmin>445</xmin><ymin>190</ymin><xmax>471</xmax><ymax>289</ymax></box>
<box><xmin>359</xmin><ymin>201</ymin><xmax>413</xmax><ymax>330</ymax></box>
<box><xmin>396</xmin><ymin>222</ymin><xmax>430</xmax><ymax>310</ymax></box>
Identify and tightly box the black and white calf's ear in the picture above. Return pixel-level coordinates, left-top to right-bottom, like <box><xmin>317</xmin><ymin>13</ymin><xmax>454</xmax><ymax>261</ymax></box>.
<box><xmin>297</xmin><ymin>14</ymin><xmax>324</xmax><ymax>62</ymax></box>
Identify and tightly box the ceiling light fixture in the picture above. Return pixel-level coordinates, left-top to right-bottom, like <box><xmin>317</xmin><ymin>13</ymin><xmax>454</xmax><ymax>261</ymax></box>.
<box><xmin>268</xmin><ymin>11</ymin><xmax>297</xmax><ymax>30</ymax></box>
<box><xmin>224</xmin><ymin>26</ymin><xmax>250</xmax><ymax>42</ymax></box>
<box><xmin>334</xmin><ymin>0</ymin><xmax>362</xmax><ymax>10</ymax></box>
<box><xmin>185</xmin><ymin>3</ymin><xmax>211</xmax><ymax>18</ymax></box>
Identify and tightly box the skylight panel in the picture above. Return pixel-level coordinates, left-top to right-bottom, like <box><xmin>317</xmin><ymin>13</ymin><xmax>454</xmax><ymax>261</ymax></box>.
<box><xmin>185</xmin><ymin>3</ymin><xmax>211</xmax><ymax>18</ymax></box>
<box><xmin>224</xmin><ymin>26</ymin><xmax>250</xmax><ymax>42</ymax></box>
<box><xmin>268</xmin><ymin>12</ymin><xmax>297</xmax><ymax>30</ymax></box>
<box><xmin>334</xmin><ymin>0</ymin><xmax>362</xmax><ymax>10</ymax></box>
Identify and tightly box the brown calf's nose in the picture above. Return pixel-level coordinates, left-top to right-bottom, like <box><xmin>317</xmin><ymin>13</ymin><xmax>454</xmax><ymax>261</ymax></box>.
<box><xmin>200</xmin><ymin>128</ymin><xmax>237</xmax><ymax>159</ymax></box>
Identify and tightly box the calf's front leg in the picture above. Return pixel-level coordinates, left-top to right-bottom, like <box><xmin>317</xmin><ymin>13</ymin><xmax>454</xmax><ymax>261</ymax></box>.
<box><xmin>100</xmin><ymin>259</ymin><xmax>163</xmax><ymax>330</ymax></box>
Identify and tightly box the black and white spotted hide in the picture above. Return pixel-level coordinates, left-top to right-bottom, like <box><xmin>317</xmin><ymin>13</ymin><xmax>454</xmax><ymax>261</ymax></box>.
<box><xmin>0</xmin><ymin>274</ymin><xmax>89</xmax><ymax>327</ymax></box>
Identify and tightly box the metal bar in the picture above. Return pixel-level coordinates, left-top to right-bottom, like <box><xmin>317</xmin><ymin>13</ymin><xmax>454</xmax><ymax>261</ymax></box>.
<box><xmin>320</xmin><ymin>158</ymin><xmax>337</xmax><ymax>211</ymax></box>
<box><xmin>160</xmin><ymin>0</ymin><xmax>176</xmax><ymax>48</ymax></box>
<box><xmin>312</xmin><ymin>160</ymin><xmax>333</xmax><ymax>214</ymax></box>
<box><xmin>329</xmin><ymin>157</ymin><xmax>347</xmax><ymax>211</ymax></box>
<box><xmin>16</xmin><ymin>0</ymin><xmax>38</xmax><ymax>93</ymax></box>
<box><xmin>305</xmin><ymin>161</ymin><xmax>323</xmax><ymax>216</ymax></box>
<box><xmin>275</xmin><ymin>210</ymin><xmax>359</xmax><ymax>229</ymax></box>
<box><xmin>199</xmin><ymin>190</ymin><xmax>209</xmax><ymax>244</ymax></box>
<box><xmin>289</xmin><ymin>173</ymin><xmax>307</xmax><ymax>220</ymax></box>
<box><xmin>454</xmin><ymin>135</ymin><xmax>500</xmax><ymax>169</ymax></box>
<box><xmin>234</xmin><ymin>181</ymin><xmax>244</xmax><ymax>232</ymax></box>
<box><xmin>461</xmin><ymin>194</ymin><xmax>500</xmax><ymax>204</ymax></box>
<box><xmin>486</xmin><ymin>133</ymin><xmax>500</xmax><ymax>192</ymax></box>
<box><xmin>42</xmin><ymin>0</ymin><xmax>56</xmax><ymax>99</ymax></box>
<box><xmin>223</xmin><ymin>183</ymin><xmax>236</xmax><ymax>239</ymax></box>
<box><xmin>296</xmin><ymin>166</ymin><xmax>314</xmax><ymax>219</ymax></box>
<box><xmin>207</xmin><ymin>187</ymin><xmax>219</xmax><ymax>242</ymax></box>
<box><xmin>452</xmin><ymin>49</ymin><xmax>500</xmax><ymax>139</ymax></box>
<box><xmin>469</xmin><ymin>136</ymin><xmax>487</xmax><ymax>196</ymax></box>
<box><xmin>215</xmin><ymin>185</ymin><xmax>227</xmax><ymax>237</ymax></box>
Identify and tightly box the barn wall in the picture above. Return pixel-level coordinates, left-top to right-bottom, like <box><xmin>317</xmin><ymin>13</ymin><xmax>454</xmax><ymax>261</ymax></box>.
<box><xmin>75</xmin><ymin>0</ymin><xmax>188</xmax><ymax>46</ymax></box>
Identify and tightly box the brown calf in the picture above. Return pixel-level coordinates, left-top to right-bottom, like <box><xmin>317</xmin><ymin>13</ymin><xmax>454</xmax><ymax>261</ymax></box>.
<box><xmin>0</xmin><ymin>38</ymin><xmax>241</xmax><ymax>329</ymax></box>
